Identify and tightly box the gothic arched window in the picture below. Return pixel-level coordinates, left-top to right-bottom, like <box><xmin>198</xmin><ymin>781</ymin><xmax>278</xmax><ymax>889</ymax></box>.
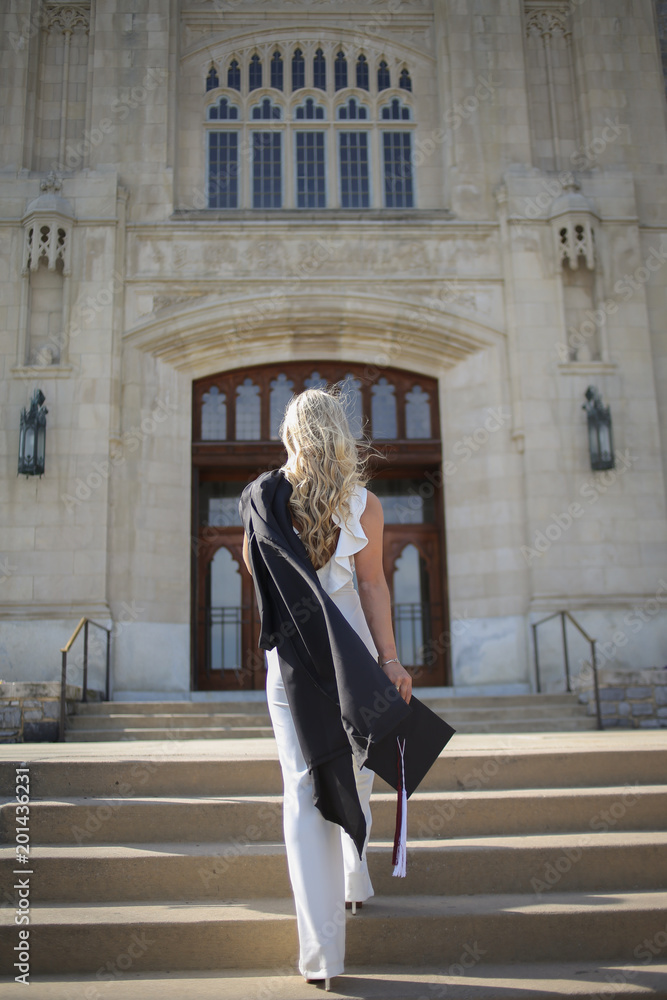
<box><xmin>334</xmin><ymin>51</ymin><xmax>348</xmax><ymax>90</ymax></box>
<box><xmin>399</xmin><ymin>68</ymin><xmax>412</xmax><ymax>91</ymax></box>
<box><xmin>227</xmin><ymin>59</ymin><xmax>240</xmax><ymax>90</ymax></box>
<box><xmin>371</xmin><ymin>378</ymin><xmax>398</xmax><ymax>438</ymax></box>
<box><xmin>405</xmin><ymin>385</ymin><xmax>431</xmax><ymax>438</ymax></box>
<box><xmin>206</xmin><ymin>65</ymin><xmax>219</xmax><ymax>91</ymax></box>
<box><xmin>292</xmin><ymin>48</ymin><xmax>305</xmax><ymax>90</ymax></box>
<box><xmin>249</xmin><ymin>54</ymin><xmax>263</xmax><ymax>91</ymax></box>
<box><xmin>313</xmin><ymin>48</ymin><xmax>326</xmax><ymax>90</ymax></box>
<box><xmin>236</xmin><ymin>378</ymin><xmax>261</xmax><ymax>438</ymax></box>
<box><xmin>356</xmin><ymin>55</ymin><xmax>369</xmax><ymax>90</ymax></box>
<box><xmin>295</xmin><ymin>97</ymin><xmax>325</xmax><ymax>120</ymax></box>
<box><xmin>208</xmin><ymin>98</ymin><xmax>239</xmax><ymax>120</ymax></box>
<box><xmin>377</xmin><ymin>60</ymin><xmax>390</xmax><ymax>91</ymax></box>
<box><xmin>201</xmin><ymin>386</ymin><xmax>227</xmax><ymax>440</ymax></box>
<box><xmin>251</xmin><ymin>98</ymin><xmax>282</xmax><ymax>119</ymax></box>
<box><xmin>271</xmin><ymin>50</ymin><xmax>284</xmax><ymax>90</ymax></box>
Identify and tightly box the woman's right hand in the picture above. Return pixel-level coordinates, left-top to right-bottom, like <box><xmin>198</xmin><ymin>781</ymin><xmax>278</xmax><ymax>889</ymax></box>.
<box><xmin>380</xmin><ymin>658</ymin><xmax>413</xmax><ymax>704</ymax></box>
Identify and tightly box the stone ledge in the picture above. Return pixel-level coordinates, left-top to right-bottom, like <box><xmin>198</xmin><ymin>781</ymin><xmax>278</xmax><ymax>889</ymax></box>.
<box><xmin>578</xmin><ymin>667</ymin><xmax>667</xmax><ymax>729</ymax></box>
<box><xmin>0</xmin><ymin>681</ymin><xmax>105</xmax><ymax>744</ymax></box>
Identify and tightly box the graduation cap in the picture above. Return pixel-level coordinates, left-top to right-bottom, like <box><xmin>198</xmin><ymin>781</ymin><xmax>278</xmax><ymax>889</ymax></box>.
<box><xmin>363</xmin><ymin>695</ymin><xmax>456</xmax><ymax>877</ymax></box>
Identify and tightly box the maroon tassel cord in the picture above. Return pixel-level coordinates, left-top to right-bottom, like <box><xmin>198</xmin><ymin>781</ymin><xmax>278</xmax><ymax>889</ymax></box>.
<box><xmin>392</xmin><ymin>737</ymin><xmax>407</xmax><ymax>877</ymax></box>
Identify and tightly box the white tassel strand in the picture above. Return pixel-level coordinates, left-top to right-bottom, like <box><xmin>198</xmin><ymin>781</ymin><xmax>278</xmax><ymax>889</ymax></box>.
<box><xmin>392</xmin><ymin>737</ymin><xmax>408</xmax><ymax>878</ymax></box>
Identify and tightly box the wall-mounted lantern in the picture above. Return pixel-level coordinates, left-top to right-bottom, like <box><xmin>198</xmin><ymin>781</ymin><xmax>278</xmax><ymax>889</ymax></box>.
<box><xmin>18</xmin><ymin>389</ymin><xmax>48</xmax><ymax>477</ymax></box>
<box><xmin>582</xmin><ymin>385</ymin><xmax>614</xmax><ymax>471</ymax></box>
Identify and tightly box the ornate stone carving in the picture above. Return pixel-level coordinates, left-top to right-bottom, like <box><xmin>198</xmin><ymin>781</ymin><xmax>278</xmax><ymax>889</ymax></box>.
<box><xmin>43</xmin><ymin>1</ymin><xmax>91</xmax><ymax>34</ymax></box>
<box><xmin>525</xmin><ymin>3</ymin><xmax>570</xmax><ymax>39</ymax></box>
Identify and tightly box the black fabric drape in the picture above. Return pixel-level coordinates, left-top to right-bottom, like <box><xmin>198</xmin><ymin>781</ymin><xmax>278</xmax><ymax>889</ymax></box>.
<box><xmin>239</xmin><ymin>468</ymin><xmax>412</xmax><ymax>858</ymax></box>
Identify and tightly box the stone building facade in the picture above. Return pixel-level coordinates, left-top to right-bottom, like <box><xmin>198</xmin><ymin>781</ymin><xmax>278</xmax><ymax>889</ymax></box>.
<box><xmin>1</xmin><ymin>0</ymin><xmax>667</xmax><ymax>701</ymax></box>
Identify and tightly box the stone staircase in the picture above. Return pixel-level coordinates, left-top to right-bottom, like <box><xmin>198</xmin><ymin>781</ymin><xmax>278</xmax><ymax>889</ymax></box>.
<box><xmin>1</xmin><ymin>732</ymin><xmax>667</xmax><ymax>997</ymax></box>
<box><xmin>64</xmin><ymin>690</ymin><xmax>597</xmax><ymax>740</ymax></box>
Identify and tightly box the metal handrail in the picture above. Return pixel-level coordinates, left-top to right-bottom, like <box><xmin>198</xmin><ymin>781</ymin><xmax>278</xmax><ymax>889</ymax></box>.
<box><xmin>59</xmin><ymin>617</ymin><xmax>112</xmax><ymax>742</ymax></box>
<box><xmin>532</xmin><ymin>609</ymin><xmax>602</xmax><ymax>730</ymax></box>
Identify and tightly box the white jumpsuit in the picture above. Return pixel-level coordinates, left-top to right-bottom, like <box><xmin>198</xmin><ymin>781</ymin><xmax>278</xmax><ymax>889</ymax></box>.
<box><xmin>265</xmin><ymin>483</ymin><xmax>376</xmax><ymax>981</ymax></box>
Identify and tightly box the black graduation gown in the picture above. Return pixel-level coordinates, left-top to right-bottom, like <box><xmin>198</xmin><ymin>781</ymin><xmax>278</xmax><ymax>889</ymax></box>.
<box><xmin>239</xmin><ymin>468</ymin><xmax>455</xmax><ymax>859</ymax></box>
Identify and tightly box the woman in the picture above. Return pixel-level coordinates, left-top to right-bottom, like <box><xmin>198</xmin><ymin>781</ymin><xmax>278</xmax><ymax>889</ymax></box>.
<box><xmin>242</xmin><ymin>386</ymin><xmax>412</xmax><ymax>991</ymax></box>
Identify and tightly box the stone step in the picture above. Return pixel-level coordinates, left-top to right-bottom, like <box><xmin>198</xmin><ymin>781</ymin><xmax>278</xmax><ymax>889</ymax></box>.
<box><xmin>63</xmin><ymin>716</ymin><xmax>597</xmax><ymax>740</ymax></box>
<box><xmin>6</xmin><ymin>734</ymin><xmax>667</xmax><ymax>796</ymax></box>
<box><xmin>9</xmin><ymin>785</ymin><xmax>662</xmax><ymax>845</ymax></box>
<box><xmin>66</xmin><ymin>703</ymin><xmax>592</xmax><ymax>727</ymax></box>
<box><xmin>5</xmin><ymin>831</ymin><xmax>666</xmax><ymax>902</ymax></box>
<box><xmin>11</xmin><ymin>962</ymin><xmax>667</xmax><ymax>999</ymax></box>
<box><xmin>2</xmin><ymin>892</ymin><xmax>665</xmax><ymax>973</ymax></box>
<box><xmin>71</xmin><ymin>692</ymin><xmax>585</xmax><ymax>714</ymax></box>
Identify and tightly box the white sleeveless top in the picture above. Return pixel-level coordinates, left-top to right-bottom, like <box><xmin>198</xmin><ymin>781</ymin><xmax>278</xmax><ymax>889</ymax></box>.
<box><xmin>315</xmin><ymin>483</ymin><xmax>369</xmax><ymax>596</ymax></box>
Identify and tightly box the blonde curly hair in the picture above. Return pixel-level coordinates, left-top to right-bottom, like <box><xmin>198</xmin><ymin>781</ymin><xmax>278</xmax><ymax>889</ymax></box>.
<box><xmin>280</xmin><ymin>387</ymin><xmax>367</xmax><ymax>569</ymax></box>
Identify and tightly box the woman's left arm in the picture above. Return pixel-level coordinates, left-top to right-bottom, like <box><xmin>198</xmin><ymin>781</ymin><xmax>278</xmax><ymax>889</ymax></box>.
<box><xmin>242</xmin><ymin>532</ymin><xmax>252</xmax><ymax>575</ymax></box>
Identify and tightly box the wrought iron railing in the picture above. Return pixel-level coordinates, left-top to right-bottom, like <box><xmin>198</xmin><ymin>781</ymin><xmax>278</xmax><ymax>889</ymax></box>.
<box><xmin>531</xmin><ymin>609</ymin><xmax>602</xmax><ymax>729</ymax></box>
<box><xmin>59</xmin><ymin>617</ymin><xmax>111</xmax><ymax>742</ymax></box>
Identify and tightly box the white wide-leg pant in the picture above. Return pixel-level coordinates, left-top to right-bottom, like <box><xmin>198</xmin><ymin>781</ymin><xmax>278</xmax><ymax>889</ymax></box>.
<box><xmin>266</xmin><ymin>651</ymin><xmax>375</xmax><ymax>980</ymax></box>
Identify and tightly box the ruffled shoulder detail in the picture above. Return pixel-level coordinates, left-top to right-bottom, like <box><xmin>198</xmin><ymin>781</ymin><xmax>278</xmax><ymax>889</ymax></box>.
<box><xmin>316</xmin><ymin>484</ymin><xmax>368</xmax><ymax>593</ymax></box>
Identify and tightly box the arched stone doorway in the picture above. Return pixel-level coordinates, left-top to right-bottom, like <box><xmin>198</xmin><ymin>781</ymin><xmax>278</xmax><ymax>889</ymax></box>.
<box><xmin>191</xmin><ymin>360</ymin><xmax>450</xmax><ymax>690</ymax></box>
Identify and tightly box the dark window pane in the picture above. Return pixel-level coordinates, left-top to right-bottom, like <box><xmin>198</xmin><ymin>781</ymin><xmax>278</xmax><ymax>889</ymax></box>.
<box><xmin>271</xmin><ymin>50</ymin><xmax>283</xmax><ymax>90</ymax></box>
<box><xmin>206</xmin><ymin>66</ymin><xmax>219</xmax><ymax>91</ymax></box>
<box><xmin>337</xmin><ymin>97</ymin><xmax>367</xmax><ymax>120</ymax></box>
<box><xmin>399</xmin><ymin>68</ymin><xmax>412</xmax><ymax>91</ymax></box>
<box><xmin>383</xmin><ymin>132</ymin><xmax>413</xmax><ymax>208</ymax></box>
<box><xmin>207</xmin><ymin>547</ymin><xmax>243</xmax><ymax>673</ymax></box>
<box><xmin>356</xmin><ymin>55</ymin><xmax>369</xmax><ymax>90</ymax></box>
<box><xmin>334</xmin><ymin>51</ymin><xmax>347</xmax><ymax>90</ymax></box>
<box><xmin>208</xmin><ymin>98</ymin><xmax>238</xmax><ymax>120</ymax></box>
<box><xmin>200</xmin><ymin>480</ymin><xmax>246</xmax><ymax>527</ymax></box>
<box><xmin>227</xmin><ymin>60</ymin><xmax>240</xmax><ymax>90</ymax></box>
<box><xmin>252</xmin><ymin>132</ymin><xmax>282</xmax><ymax>208</ymax></box>
<box><xmin>296</xmin><ymin>132</ymin><xmax>326</xmax><ymax>208</ymax></box>
<box><xmin>208</xmin><ymin>132</ymin><xmax>239</xmax><ymax>208</ymax></box>
<box><xmin>252</xmin><ymin>98</ymin><xmax>281</xmax><ymax>119</ymax></box>
<box><xmin>339</xmin><ymin>132</ymin><xmax>369</xmax><ymax>208</ymax></box>
<box><xmin>270</xmin><ymin>373</ymin><xmax>295</xmax><ymax>438</ymax></box>
<box><xmin>313</xmin><ymin>48</ymin><xmax>326</xmax><ymax>90</ymax></box>
<box><xmin>292</xmin><ymin>48</ymin><xmax>305</xmax><ymax>90</ymax></box>
<box><xmin>377</xmin><ymin>60</ymin><xmax>390</xmax><ymax>91</ymax></box>
<box><xmin>249</xmin><ymin>54</ymin><xmax>262</xmax><ymax>91</ymax></box>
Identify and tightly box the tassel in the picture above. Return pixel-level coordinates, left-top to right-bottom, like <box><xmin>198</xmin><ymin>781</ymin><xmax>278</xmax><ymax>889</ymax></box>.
<box><xmin>392</xmin><ymin>737</ymin><xmax>407</xmax><ymax>877</ymax></box>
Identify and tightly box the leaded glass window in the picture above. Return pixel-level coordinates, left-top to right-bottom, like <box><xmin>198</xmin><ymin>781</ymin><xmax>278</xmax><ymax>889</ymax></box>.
<box><xmin>251</xmin><ymin>98</ymin><xmax>282</xmax><ymax>120</ymax></box>
<box><xmin>399</xmin><ymin>68</ymin><xmax>412</xmax><ymax>91</ymax></box>
<box><xmin>206</xmin><ymin>66</ymin><xmax>219</xmax><ymax>91</ymax></box>
<box><xmin>235</xmin><ymin>378</ymin><xmax>261</xmax><ymax>439</ymax></box>
<box><xmin>405</xmin><ymin>386</ymin><xmax>431</xmax><ymax>438</ymax></box>
<box><xmin>201</xmin><ymin>386</ymin><xmax>227</xmax><ymax>440</ymax></box>
<box><xmin>252</xmin><ymin>133</ymin><xmax>282</xmax><ymax>208</ymax></box>
<box><xmin>270</xmin><ymin>373</ymin><xmax>295</xmax><ymax>438</ymax></box>
<box><xmin>295</xmin><ymin>98</ymin><xmax>325</xmax><ymax>120</ymax></box>
<box><xmin>337</xmin><ymin>97</ymin><xmax>368</xmax><ymax>120</ymax></box>
<box><xmin>249</xmin><ymin>54</ymin><xmax>262</xmax><ymax>91</ymax></box>
<box><xmin>208</xmin><ymin>98</ymin><xmax>239</xmax><ymax>120</ymax></box>
<box><xmin>377</xmin><ymin>60</ymin><xmax>390</xmax><ymax>90</ymax></box>
<box><xmin>271</xmin><ymin>51</ymin><xmax>284</xmax><ymax>90</ymax></box>
<box><xmin>292</xmin><ymin>48</ymin><xmax>305</xmax><ymax>90</ymax></box>
<box><xmin>371</xmin><ymin>377</ymin><xmax>397</xmax><ymax>438</ymax></box>
<box><xmin>381</xmin><ymin>98</ymin><xmax>411</xmax><ymax>121</ymax></box>
<box><xmin>334</xmin><ymin>51</ymin><xmax>348</xmax><ymax>90</ymax></box>
<box><xmin>339</xmin><ymin>132</ymin><xmax>369</xmax><ymax>208</ymax></box>
<box><xmin>296</xmin><ymin>132</ymin><xmax>326</xmax><ymax>208</ymax></box>
<box><xmin>227</xmin><ymin>60</ymin><xmax>240</xmax><ymax>90</ymax></box>
<box><xmin>383</xmin><ymin>132</ymin><xmax>413</xmax><ymax>208</ymax></box>
<box><xmin>313</xmin><ymin>48</ymin><xmax>326</xmax><ymax>90</ymax></box>
<box><xmin>356</xmin><ymin>55</ymin><xmax>369</xmax><ymax>90</ymax></box>
<box><xmin>208</xmin><ymin>133</ymin><xmax>239</xmax><ymax>208</ymax></box>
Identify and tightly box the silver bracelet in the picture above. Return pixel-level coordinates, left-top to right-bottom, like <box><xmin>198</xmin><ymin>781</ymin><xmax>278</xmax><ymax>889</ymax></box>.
<box><xmin>381</xmin><ymin>658</ymin><xmax>400</xmax><ymax>666</ymax></box>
